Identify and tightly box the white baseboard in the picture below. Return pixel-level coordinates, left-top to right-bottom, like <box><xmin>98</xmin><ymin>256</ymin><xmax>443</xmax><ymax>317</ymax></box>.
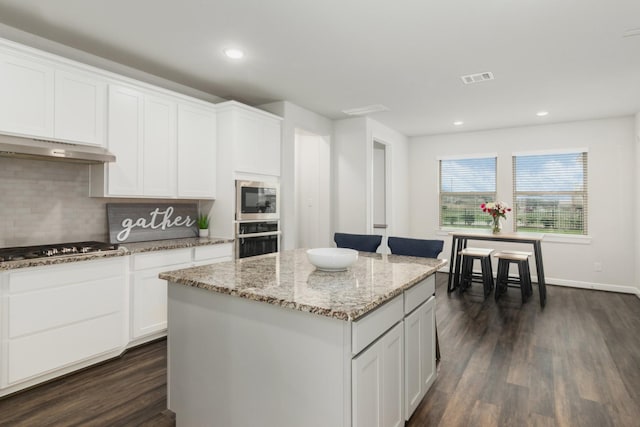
<box><xmin>437</xmin><ymin>265</ymin><xmax>640</xmax><ymax>297</ymax></box>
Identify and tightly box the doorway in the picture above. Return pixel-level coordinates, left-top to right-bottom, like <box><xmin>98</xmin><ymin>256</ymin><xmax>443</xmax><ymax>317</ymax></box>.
<box><xmin>294</xmin><ymin>129</ymin><xmax>331</xmax><ymax>248</ymax></box>
<box><xmin>373</xmin><ymin>141</ymin><xmax>389</xmax><ymax>253</ymax></box>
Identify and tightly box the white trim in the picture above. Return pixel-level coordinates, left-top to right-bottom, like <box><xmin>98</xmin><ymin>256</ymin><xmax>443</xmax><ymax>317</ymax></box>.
<box><xmin>437</xmin><ymin>267</ymin><xmax>640</xmax><ymax>296</ymax></box>
<box><xmin>437</xmin><ymin>152</ymin><xmax>498</xmax><ymax>161</ymax></box>
<box><xmin>541</xmin><ymin>234</ymin><xmax>592</xmax><ymax>244</ymax></box>
<box><xmin>546</xmin><ymin>277</ymin><xmax>640</xmax><ymax>296</ymax></box>
<box><xmin>511</xmin><ymin>147</ymin><xmax>589</xmax><ymax>157</ymax></box>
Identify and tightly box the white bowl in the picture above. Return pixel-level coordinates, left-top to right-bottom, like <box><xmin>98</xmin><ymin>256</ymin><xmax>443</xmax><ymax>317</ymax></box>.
<box><xmin>306</xmin><ymin>248</ymin><xmax>358</xmax><ymax>271</ymax></box>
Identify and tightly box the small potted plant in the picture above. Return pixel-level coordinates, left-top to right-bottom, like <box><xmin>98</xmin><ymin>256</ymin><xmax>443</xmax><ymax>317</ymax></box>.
<box><xmin>197</xmin><ymin>213</ymin><xmax>210</xmax><ymax>238</ymax></box>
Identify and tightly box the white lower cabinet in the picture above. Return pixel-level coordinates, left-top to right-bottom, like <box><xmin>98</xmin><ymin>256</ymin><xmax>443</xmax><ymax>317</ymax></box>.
<box><xmin>0</xmin><ymin>257</ymin><xmax>127</xmax><ymax>391</ymax></box>
<box><xmin>131</xmin><ymin>248</ymin><xmax>192</xmax><ymax>341</ymax></box>
<box><xmin>130</xmin><ymin>244</ymin><xmax>234</xmax><ymax>343</ymax></box>
<box><xmin>404</xmin><ymin>296</ymin><xmax>436</xmax><ymax>419</ymax></box>
<box><xmin>352</xmin><ymin>321</ymin><xmax>405</xmax><ymax>427</ymax></box>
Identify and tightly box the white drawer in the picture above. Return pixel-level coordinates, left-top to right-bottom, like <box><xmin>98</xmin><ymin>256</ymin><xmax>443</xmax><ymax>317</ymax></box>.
<box><xmin>8</xmin><ymin>312</ymin><xmax>123</xmax><ymax>384</ymax></box>
<box><xmin>193</xmin><ymin>243</ymin><xmax>233</xmax><ymax>262</ymax></box>
<box><xmin>133</xmin><ymin>248</ymin><xmax>192</xmax><ymax>270</ymax></box>
<box><xmin>352</xmin><ymin>294</ymin><xmax>403</xmax><ymax>356</ymax></box>
<box><xmin>8</xmin><ymin>257</ymin><xmax>126</xmax><ymax>294</ymax></box>
<box><xmin>404</xmin><ymin>275</ymin><xmax>435</xmax><ymax>315</ymax></box>
<box><xmin>9</xmin><ymin>275</ymin><xmax>124</xmax><ymax>338</ymax></box>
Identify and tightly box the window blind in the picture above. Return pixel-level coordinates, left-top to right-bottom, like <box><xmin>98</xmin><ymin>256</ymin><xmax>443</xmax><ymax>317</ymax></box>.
<box><xmin>439</xmin><ymin>157</ymin><xmax>496</xmax><ymax>228</ymax></box>
<box><xmin>512</xmin><ymin>152</ymin><xmax>588</xmax><ymax>234</ymax></box>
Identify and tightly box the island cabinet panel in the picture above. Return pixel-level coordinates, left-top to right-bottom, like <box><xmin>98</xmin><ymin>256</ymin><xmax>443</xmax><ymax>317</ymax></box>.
<box><xmin>352</xmin><ymin>321</ymin><xmax>404</xmax><ymax>427</ymax></box>
<box><xmin>167</xmin><ymin>283</ymin><xmax>352</xmax><ymax>427</ymax></box>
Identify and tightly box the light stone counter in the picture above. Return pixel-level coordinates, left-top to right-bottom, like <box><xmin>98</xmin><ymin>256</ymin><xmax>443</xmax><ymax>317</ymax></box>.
<box><xmin>159</xmin><ymin>248</ymin><xmax>447</xmax><ymax>321</ymax></box>
<box><xmin>0</xmin><ymin>237</ymin><xmax>233</xmax><ymax>271</ymax></box>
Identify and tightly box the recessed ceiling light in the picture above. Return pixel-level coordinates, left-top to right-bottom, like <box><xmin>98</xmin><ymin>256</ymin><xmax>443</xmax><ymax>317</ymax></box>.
<box><xmin>536</xmin><ymin>111</ymin><xmax>549</xmax><ymax>117</ymax></box>
<box><xmin>453</xmin><ymin>121</ymin><xmax>464</xmax><ymax>126</ymax></box>
<box><xmin>223</xmin><ymin>48</ymin><xmax>244</xmax><ymax>59</ymax></box>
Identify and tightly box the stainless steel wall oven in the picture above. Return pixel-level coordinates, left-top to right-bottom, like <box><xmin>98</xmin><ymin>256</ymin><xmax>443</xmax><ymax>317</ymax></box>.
<box><xmin>236</xmin><ymin>220</ymin><xmax>280</xmax><ymax>258</ymax></box>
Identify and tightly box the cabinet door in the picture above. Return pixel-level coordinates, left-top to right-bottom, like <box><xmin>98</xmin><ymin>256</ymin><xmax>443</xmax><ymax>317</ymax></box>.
<box><xmin>177</xmin><ymin>103</ymin><xmax>216</xmax><ymax>198</ymax></box>
<box><xmin>5</xmin><ymin>258</ymin><xmax>126</xmax><ymax>385</ymax></box>
<box><xmin>404</xmin><ymin>296</ymin><xmax>436</xmax><ymax>420</ymax></box>
<box><xmin>234</xmin><ymin>111</ymin><xmax>281</xmax><ymax>176</ymax></box>
<box><xmin>107</xmin><ymin>85</ymin><xmax>144</xmax><ymax>196</ymax></box>
<box><xmin>143</xmin><ymin>94</ymin><xmax>177</xmax><ymax>197</ymax></box>
<box><xmin>131</xmin><ymin>266</ymin><xmax>172</xmax><ymax>339</ymax></box>
<box><xmin>54</xmin><ymin>69</ymin><xmax>106</xmax><ymax>146</ymax></box>
<box><xmin>353</xmin><ymin>321</ymin><xmax>404</xmax><ymax>427</ymax></box>
<box><xmin>0</xmin><ymin>51</ymin><xmax>54</xmax><ymax>138</ymax></box>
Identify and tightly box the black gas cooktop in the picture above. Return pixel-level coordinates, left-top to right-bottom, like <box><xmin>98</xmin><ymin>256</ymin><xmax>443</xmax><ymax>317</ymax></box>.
<box><xmin>0</xmin><ymin>241</ymin><xmax>119</xmax><ymax>262</ymax></box>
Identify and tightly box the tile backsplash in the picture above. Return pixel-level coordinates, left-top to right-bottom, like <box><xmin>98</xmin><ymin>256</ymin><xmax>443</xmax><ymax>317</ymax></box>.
<box><xmin>0</xmin><ymin>158</ymin><xmax>210</xmax><ymax>247</ymax></box>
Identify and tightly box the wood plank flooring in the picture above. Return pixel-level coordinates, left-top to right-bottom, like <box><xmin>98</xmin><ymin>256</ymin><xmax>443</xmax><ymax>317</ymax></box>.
<box><xmin>1</xmin><ymin>273</ymin><xmax>639</xmax><ymax>426</ymax></box>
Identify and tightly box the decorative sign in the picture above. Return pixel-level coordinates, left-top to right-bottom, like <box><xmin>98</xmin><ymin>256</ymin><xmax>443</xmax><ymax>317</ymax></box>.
<box><xmin>107</xmin><ymin>203</ymin><xmax>199</xmax><ymax>244</ymax></box>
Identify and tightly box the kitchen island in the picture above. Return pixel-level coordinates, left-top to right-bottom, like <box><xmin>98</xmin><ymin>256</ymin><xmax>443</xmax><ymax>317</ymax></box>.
<box><xmin>160</xmin><ymin>249</ymin><xmax>446</xmax><ymax>427</ymax></box>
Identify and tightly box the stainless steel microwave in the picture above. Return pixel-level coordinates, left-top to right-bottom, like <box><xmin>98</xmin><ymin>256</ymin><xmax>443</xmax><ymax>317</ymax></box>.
<box><xmin>235</xmin><ymin>180</ymin><xmax>280</xmax><ymax>221</ymax></box>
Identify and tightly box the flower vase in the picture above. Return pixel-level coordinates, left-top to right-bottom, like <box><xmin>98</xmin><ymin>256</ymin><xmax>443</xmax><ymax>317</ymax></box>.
<box><xmin>491</xmin><ymin>217</ymin><xmax>502</xmax><ymax>234</ymax></box>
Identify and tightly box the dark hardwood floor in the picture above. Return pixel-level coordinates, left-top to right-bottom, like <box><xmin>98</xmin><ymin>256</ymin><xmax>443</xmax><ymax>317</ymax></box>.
<box><xmin>1</xmin><ymin>273</ymin><xmax>639</xmax><ymax>426</ymax></box>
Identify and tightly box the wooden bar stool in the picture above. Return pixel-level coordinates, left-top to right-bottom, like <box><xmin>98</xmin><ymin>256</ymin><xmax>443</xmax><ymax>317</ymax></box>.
<box><xmin>459</xmin><ymin>247</ymin><xmax>495</xmax><ymax>298</ymax></box>
<box><xmin>494</xmin><ymin>251</ymin><xmax>533</xmax><ymax>303</ymax></box>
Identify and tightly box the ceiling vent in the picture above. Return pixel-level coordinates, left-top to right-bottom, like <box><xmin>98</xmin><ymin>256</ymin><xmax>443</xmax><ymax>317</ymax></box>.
<box><xmin>460</xmin><ymin>71</ymin><xmax>495</xmax><ymax>85</ymax></box>
<box><xmin>342</xmin><ymin>104</ymin><xmax>390</xmax><ymax>116</ymax></box>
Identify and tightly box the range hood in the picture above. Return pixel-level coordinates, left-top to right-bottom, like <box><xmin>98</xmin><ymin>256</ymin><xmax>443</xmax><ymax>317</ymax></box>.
<box><xmin>0</xmin><ymin>134</ymin><xmax>116</xmax><ymax>164</ymax></box>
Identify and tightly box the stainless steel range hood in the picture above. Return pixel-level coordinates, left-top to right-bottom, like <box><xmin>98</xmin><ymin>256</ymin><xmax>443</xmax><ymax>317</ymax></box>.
<box><xmin>0</xmin><ymin>134</ymin><xmax>116</xmax><ymax>164</ymax></box>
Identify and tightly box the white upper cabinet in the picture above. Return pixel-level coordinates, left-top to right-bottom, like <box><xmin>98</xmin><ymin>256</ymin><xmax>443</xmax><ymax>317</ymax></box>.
<box><xmin>0</xmin><ymin>43</ymin><xmax>107</xmax><ymax>146</ymax></box>
<box><xmin>92</xmin><ymin>84</ymin><xmax>215</xmax><ymax>199</ymax></box>
<box><xmin>217</xmin><ymin>101</ymin><xmax>282</xmax><ymax>177</ymax></box>
<box><xmin>54</xmin><ymin>69</ymin><xmax>106</xmax><ymax>146</ymax></box>
<box><xmin>177</xmin><ymin>103</ymin><xmax>217</xmax><ymax>198</ymax></box>
<box><xmin>104</xmin><ymin>84</ymin><xmax>144</xmax><ymax>196</ymax></box>
<box><xmin>142</xmin><ymin>94</ymin><xmax>177</xmax><ymax>197</ymax></box>
<box><xmin>0</xmin><ymin>51</ymin><xmax>54</xmax><ymax>138</ymax></box>
<box><xmin>93</xmin><ymin>84</ymin><xmax>177</xmax><ymax>198</ymax></box>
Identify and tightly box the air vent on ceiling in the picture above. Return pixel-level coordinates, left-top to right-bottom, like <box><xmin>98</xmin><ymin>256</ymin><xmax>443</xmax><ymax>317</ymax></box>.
<box><xmin>460</xmin><ymin>71</ymin><xmax>495</xmax><ymax>85</ymax></box>
<box><xmin>342</xmin><ymin>104</ymin><xmax>390</xmax><ymax>116</ymax></box>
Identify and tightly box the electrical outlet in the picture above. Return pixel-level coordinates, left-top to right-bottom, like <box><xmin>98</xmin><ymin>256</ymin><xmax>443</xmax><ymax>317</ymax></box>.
<box><xmin>594</xmin><ymin>262</ymin><xmax>603</xmax><ymax>272</ymax></box>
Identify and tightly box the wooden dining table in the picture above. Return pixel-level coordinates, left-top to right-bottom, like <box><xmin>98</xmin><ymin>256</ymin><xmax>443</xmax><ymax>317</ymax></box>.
<box><xmin>447</xmin><ymin>230</ymin><xmax>546</xmax><ymax>306</ymax></box>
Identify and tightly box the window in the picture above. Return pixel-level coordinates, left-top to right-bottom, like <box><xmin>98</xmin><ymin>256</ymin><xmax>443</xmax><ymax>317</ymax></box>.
<box><xmin>513</xmin><ymin>151</ymin><xmax>588</xmax><ymax>234</ymax></box>
<box><xmin>439</xmin><ymin>157</ymin><xmax>496</xmax><ymax>228</ymax></box>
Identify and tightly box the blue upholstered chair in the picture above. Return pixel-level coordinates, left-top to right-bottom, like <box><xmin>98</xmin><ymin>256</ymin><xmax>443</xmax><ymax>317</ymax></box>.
<box><xmin>387</xmin><ymin>236</ymin><xmax>444</xmax><ymax>259</ymax></box>
<box><xmin>388</xmin><ymin>236</ymin><xmax>444</xmax><ymax>361</ymax></box>
<box><xmin>334</xmin><ymin>232</ymin><xmax>382</xmax><ymax>253</ymax></box>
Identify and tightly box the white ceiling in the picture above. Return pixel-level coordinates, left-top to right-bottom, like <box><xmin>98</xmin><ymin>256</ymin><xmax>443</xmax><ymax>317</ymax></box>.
<box><xmin>0</xmin><ymin>0</ymin><xmax>639</xmax><ymax>136</ymax></box>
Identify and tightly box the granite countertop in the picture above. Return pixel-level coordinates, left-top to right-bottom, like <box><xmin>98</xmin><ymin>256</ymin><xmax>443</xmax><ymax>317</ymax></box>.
<box><xmin>160</xmin><ymin>248</ymin><xmax>447</xmax><ymax>321</ymax></box>
<box><xmin>120</xmin><ymin>236</ymin><xmax>233</xmax><ymax>254</ymax></box>
<box><xmin>0</xmin><ymin>237</ymin><xmax>234</xmax><ymax>271</ymax></box>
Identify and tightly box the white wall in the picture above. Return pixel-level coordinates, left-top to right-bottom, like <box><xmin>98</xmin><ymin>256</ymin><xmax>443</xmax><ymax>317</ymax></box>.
<box><xmin>369</xmin><ymin>119</ymin><xmax>410</xmax><ymax>238</ymax></box>
<box><xmin>260</xmin><ymin>101</ymin><xmax>333</xmax><ymax>250</ymax></box>
<box><xmin>333</xmin><ymin>117</ymin><xmax>410</xmax><ymax>242</ymax></box>
<box><xmin>636</xmin><ymin>113</ymin><xmax>640</xmax><ymax>292</ymax></box>
<box><xmin>409</xmin><ymin>116</ymin><xmax>638</xmax><ymax>294</ymax></box>
<box><xmin>295</xmin><ymin>132</ymin><xmax>330</xmax><ymax>248</ymax></box>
